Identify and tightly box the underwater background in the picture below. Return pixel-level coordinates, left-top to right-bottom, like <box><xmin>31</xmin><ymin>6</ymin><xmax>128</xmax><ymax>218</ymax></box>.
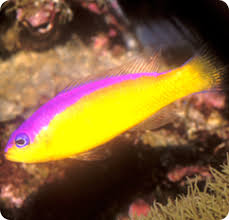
<box><xmin>0</xmin><ymin>0</ymin><xmax>229</xmax><ymax>219</ymax></box>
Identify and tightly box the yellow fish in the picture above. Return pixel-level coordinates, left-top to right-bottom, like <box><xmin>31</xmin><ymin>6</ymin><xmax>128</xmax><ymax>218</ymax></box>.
<box><xmin>4</xmin><ymin>50</ymin><xmax>225</xmax><ymax>163</ymax></box>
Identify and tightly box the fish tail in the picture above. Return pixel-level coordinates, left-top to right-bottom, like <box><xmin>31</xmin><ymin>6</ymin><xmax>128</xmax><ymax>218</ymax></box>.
<box><xmin>186</xmin><ymin>47</ymin><xmax>228</xmax><ymax>91</ymax></box>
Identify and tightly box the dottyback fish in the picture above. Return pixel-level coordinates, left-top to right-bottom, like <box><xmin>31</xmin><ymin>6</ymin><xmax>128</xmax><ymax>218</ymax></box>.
<box><xmin>4</xmin><ymin>51</ymin><xmax>225</xmax><ymax>163</ymax></box>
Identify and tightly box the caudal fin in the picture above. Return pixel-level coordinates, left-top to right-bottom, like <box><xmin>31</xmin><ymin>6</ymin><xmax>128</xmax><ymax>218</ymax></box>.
<box><xmin>187</xmin><ymin>47</ymin><xmax>228</xmax><ymax>92</ymax></box>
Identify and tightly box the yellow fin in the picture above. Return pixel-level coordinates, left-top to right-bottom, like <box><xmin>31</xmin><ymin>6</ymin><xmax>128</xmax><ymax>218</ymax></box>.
<box><xmin>129</xmin><ymin>103</ymin><xmax>178</xmax><ymax>132</ymax></box>
<box><xmin>69</xmin><ymin>146</ymin><xmax>111</xmax><ymax>161</ymax></box>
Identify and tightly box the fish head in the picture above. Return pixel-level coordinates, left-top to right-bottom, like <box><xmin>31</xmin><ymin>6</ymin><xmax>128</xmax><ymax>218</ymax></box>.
<box><xmin>4</xmin><ymin>118</ymin><xmax>54</xmax><ymax>163</ymax></box>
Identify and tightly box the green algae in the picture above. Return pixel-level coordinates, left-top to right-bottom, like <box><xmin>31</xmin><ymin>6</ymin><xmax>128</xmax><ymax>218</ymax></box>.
<box><xmin>136</xmin><ymin>155</ymin><xmax>229</xmax><ymax>220</ymax></box>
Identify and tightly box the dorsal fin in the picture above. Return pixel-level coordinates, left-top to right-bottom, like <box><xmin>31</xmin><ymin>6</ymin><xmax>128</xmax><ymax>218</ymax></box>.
<box><xmin>57</xmin><ymin>51</ymin><xmax>163</xmax><ymax>96</ymax></box>
<box><xmin>104</xmin><ymin>52</ymin><xmax>161</xmax><ymax>76</ymax></box>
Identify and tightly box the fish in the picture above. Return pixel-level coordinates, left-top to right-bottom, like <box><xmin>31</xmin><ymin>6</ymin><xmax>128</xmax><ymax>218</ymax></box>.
<box><xmin>4</xmin><ymin>50</ymin><xmax>225</xmax><ymax>163</ymax></box>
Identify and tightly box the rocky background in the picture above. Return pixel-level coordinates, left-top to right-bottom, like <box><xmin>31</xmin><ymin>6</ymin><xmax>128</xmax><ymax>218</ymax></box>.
<box><xmin>0</xmin><ymin>0</ymin><xmax>228</xmax><ymax>219</ymax></box>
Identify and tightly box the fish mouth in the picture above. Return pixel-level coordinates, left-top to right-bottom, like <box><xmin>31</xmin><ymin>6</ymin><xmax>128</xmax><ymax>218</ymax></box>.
<box><xmin>4</xmin><ymin>151</ymin><xmax>20</xmax><ymax>163</ymax></box>
<box><xmin>4</xmin><ymin>142</ymin><xmax>13</xmax><ymax>153</ymax></box>
<box><xmin>4</xmin><ymin>146</ymin><xmax>24</xmax><ymax>163</ymax></box>
<box><xmin>4</xmin><ymin>146</ymin><xmax>48</xmax><ymax>163</ymax></box>
<box><xmin>5</xmin><ymin>151</ymin><xmax>30</xmax><ymax>163</ymax></box>
<box><xmin>4</xmin><ymin>145</ymin><xmax>14</xmax><ymax>160</ymax></box>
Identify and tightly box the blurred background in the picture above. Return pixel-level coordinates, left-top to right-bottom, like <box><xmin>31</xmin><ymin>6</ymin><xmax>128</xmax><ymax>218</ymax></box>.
<box><xmin>0</xmin><ymin>0</ymin><xmax>229</xmax><ymax>219</ymax></box>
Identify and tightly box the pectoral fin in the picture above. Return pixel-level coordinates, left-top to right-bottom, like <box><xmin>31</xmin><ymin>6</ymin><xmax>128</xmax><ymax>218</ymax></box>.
<box><xmin>129</xmin><ymin>103</ymin><xmax>178</xmax><ymax>132</ymax></box>
<box><xmin>69</xmin><ymin>146</ymin><xmax>112</xmax><ymax>161</ymax></box>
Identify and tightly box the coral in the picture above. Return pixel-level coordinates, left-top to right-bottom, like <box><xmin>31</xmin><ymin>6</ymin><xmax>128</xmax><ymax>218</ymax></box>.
<box><xmin>137</xmin><ymin>155</ymin><xmax>229</xmax><ymax>220</ymax></box>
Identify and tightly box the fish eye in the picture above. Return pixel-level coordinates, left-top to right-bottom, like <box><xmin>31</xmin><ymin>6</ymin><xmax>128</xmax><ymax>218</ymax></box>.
<box><xmin>15</xmin><ymin>133</ymin><xmax>30</xmax><ymax>148</ymax></box>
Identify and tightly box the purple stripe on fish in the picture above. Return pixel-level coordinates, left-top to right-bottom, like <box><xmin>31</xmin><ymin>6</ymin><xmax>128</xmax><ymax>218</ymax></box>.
<box><xmin>5</xmin><ymin>71</ymin><xmax>166</xmax><ymax>152</ymax></box>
